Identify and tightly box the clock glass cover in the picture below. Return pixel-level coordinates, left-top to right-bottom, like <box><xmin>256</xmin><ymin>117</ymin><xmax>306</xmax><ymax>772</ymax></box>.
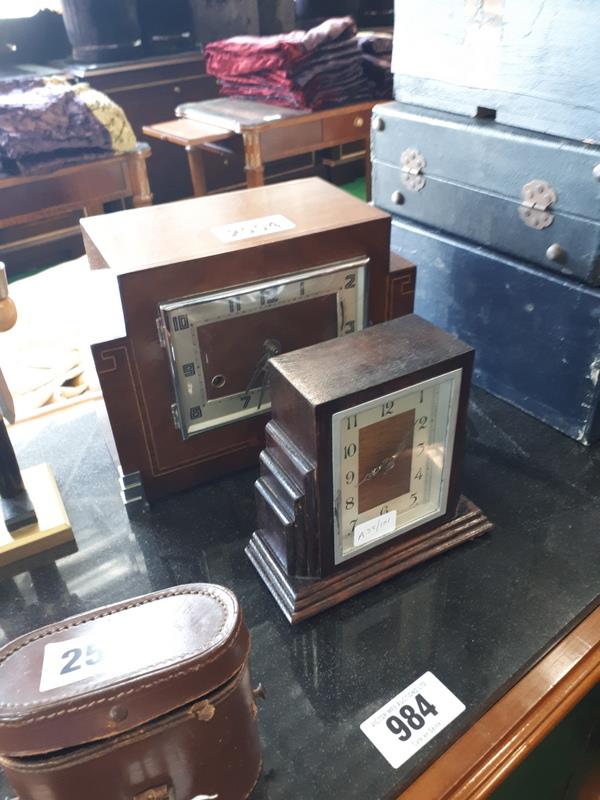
<box><xmin>159</xmin><ymin>258</ymin><xmax>367</xmax><ymax>438</ymax></box>
<box><xmin>332</xmin><ymin>369</ymin><xmax>462</xmax><ymax>564</ymax></box>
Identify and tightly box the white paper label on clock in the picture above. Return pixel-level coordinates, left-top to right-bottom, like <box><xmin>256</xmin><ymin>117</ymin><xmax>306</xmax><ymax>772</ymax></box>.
<box><xmin>212</xmin><ymin>214</ymin><xmax>295</xmax><ymax>243</ymax></box>
<box><xmin>360</xmin><ymin>672</ymin><xmax>465</xmax><ymax>769</ymax></box>
<box><xmin>354</xmin><ymin>510</ymin><xmax>397</xmax><ymax>547</ymax></box>
<box><xmin>39</xmin><ymin>636</ymin><xmax>109</xmax><ymax>692</ymax></box>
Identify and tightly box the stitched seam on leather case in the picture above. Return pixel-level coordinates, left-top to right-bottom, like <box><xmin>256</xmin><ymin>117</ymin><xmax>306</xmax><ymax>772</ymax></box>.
<box><xmin>0</xmin><ymin>628</ymin><xmax>248</xmax><ymax>723</ymax></box>
<box><xmin>0</xmin><ymin>660</ymin><xmax>251</xmax><ymax>771</ymax></box>
<box><xmin>0</xmin><ymin>618</ymin><xmax>241</xmax><ymax>707</ymax></box>
<box><xmin>0</xmin><ymin>587</ymin><xmax>228</xmax><ymax>664</ymax></box>
<box><xmin>0</xmin><ymin>629</ymin><xmax>245</xmax><ymax>713</ymax></box>
<box><xmin>0</xmin><ymin>587</ymin><xmax>240</xmax><ymax>715</ymax></box>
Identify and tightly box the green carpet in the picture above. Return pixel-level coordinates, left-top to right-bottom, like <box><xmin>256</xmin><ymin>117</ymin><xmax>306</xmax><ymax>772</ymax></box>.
<box><xmin>341</xmin><ymin>177</ymin><xmax>367</xmax><ymax>201</ymax></box>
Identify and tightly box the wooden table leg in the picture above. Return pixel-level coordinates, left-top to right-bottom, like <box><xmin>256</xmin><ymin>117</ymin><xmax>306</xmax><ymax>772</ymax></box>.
<box><xmin>126</xmin><ymin>143</ymin><xmax>153</xmax><ymax>208</ymax></box>
<box><xmin>243</xmin><ymin>132</ymin><xmax>265</xmax><ymax>188</ymax></box>
<box><xmin>185</xmin><ymin>145</ymin><xmax>208</xmax><ymax>197</ymax></box>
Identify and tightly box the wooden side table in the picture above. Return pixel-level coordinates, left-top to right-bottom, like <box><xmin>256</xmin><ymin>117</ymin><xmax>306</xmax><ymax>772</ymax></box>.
<box><xmin>0</xmin><ymin>144</ymin><xmax>152</xmax><ymax>277</ymax></box>
<box><xmin>143</xmin><ymin>100</ymin><xmax>377</xmax><ymax>198</ymax></box>
<box><xmin>398</xmin><ymin>604</ymin><xmax>600</xmax><ymax>799</ymax></box>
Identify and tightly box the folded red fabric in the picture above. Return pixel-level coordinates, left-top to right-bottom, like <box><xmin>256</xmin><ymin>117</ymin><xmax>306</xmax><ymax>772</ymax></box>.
<box><xmin>205</xmin><ymin>17</ymin><xmax>372</xmax><ymax>111</ymax></box>
<box><xmin>205</xmin><ymin>17</ymin><xmax>356</xmax><ymax>75</ymax></box>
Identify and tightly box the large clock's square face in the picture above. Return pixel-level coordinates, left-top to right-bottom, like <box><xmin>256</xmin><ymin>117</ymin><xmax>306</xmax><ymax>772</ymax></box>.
<box><xmin>331</xmin><ymin>369</ymin><xmax>462</xmax><ymax>564</ymax></box>
<box><xmin>159</xmin><ymin>258</ymin><xmax>367</xmax><ymax>438</ymax></box>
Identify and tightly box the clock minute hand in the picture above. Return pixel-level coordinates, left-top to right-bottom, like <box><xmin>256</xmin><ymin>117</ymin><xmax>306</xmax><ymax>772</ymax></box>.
<box><xmin>358</xmin><ymin>431</ymin><xmax>412</xmax><ymax>486</ymax></box>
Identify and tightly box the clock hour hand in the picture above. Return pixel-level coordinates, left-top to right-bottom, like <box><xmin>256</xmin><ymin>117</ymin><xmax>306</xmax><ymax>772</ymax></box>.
<box><xmin>358</xmin><ymin>431</ymin><xmax>412</xmax><ymax>486</ymax></box>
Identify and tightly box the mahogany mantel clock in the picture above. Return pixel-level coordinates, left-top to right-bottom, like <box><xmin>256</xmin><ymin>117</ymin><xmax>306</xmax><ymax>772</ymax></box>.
<box><xmin>247</xmin><ymin>315</ymin><xmax>492</xmax><ymax>623</ymax></box>
<box><xmin>82</xmin><ymin>178</ymin><xmax>415</xmax><ymax>503</ymax></box>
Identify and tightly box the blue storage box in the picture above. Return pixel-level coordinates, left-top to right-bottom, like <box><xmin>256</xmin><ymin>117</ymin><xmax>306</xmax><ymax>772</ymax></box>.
<box><xmin>372</xmin><ymin>102</ymin><xmax>600</xmax><ymax>286</ymax></box>
<box><xmin>391</xmin><ymin>0</ymin><xmax>600</xmax><ymax>144</ymax></box>
<box><xmin>390</xmin><ymin>218</ymin><xmax>600</xmax><ymax>445</ymax></box>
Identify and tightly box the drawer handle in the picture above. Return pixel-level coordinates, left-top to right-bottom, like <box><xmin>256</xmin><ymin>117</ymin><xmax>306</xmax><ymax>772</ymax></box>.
<box><xmin>173</xmin><ymin>85</ymin><xmax>182</xmax><ymax>94</ymax></box>
<box><xmin>353</xmin><ymin>116</ymin><xmax>365</xmax><ymax>128</ymax></box>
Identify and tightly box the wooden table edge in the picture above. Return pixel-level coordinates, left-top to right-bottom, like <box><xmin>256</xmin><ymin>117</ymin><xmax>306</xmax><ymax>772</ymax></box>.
<box><xmin>397</xmin><ymin>602</ymin><xmax>600</xmax><ymax>799</ymax></box>
<box><xmin>245</xmin><ymin>100</ymin><xmax>380</xmax><ymax>131</ymax></box>
<box><xmin>142</xmin><ymin>119</ymin><xmax>233</xmax><ymax>147</ymax></box>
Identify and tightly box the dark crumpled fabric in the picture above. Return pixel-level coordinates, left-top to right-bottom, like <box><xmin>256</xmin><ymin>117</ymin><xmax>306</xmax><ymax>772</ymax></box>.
<box><xmin>358</xmin><ymin>33</ymin><xmax>393</xmax><ymax>100</ymax></box>
<box><xmin>204</xmin><ymin>17</ymin><xmax>356</xmax><ymax>75</ymax></box>
<box><xmin>4</xmin><ymin>148</ymin><xmax>114</xmax><ymax>177</ymax></box>
<box><xmin>0</xmin><ymin>77</ymin><xmax>112</xmax><ymax>175</ymax></box>
<box><xmin>205</xmin><ymin>17</ymin><xmax>373</xmax><ymax>110</ymax></box>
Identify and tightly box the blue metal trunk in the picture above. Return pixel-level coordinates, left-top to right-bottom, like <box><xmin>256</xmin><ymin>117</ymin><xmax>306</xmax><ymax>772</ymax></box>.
<box><xmin>372</xmin><ymin>102</ymin><xmax>600</xmax><ymax>285</ymax></box>
<box><xmin>390</xmin><ymin>218</ymin><xmax>600</xmax><ymax>445</ymax></box>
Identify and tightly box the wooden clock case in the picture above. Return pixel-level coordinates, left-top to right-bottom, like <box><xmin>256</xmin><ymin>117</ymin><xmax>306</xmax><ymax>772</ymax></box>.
<box><xmin>82</xmin><ymin>178</ymin><xmax>414</xmax><ymax>503</ymax></box>
<box><xmin>247</xmin><ymin>315</ymin><xmax>492</xmax><ymax>623</ymax></box>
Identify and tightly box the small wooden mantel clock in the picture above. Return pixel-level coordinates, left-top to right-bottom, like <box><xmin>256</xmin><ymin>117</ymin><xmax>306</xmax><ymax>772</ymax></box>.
<box><xmin>82</xmin><ymin>177</ymin><xmax>415</xmax><ymax>503</ymax></box>
<box><xmin>247</xmin><ymin>315</ymin><xmax>492</xmax><ymax>623</ymax></box>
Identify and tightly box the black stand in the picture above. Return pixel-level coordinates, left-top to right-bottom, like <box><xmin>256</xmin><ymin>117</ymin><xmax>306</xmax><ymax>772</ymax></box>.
<box><xmin>0</xmin><ymin>422</ymin><xmax>37</xmax><ymax>532</ymax></box>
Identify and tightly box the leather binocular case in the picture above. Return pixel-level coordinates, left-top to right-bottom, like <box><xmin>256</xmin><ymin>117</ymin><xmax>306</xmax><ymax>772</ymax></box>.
<box><xmin>0</xmin><ymin>584</ymin><xmax>262</xmax><ymax>800</ymax></box>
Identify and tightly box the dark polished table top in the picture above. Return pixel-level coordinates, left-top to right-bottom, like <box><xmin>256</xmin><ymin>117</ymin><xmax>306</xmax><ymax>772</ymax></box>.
<box><xmin>1</xmin><ymin>388</ymin><xmax>599</xmax><ymax>798</ymax></box>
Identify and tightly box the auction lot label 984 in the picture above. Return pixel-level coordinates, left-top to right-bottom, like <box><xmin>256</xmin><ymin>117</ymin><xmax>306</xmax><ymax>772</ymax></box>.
<box><xmin>360</xmin><ymin>672</ymin><xmax>465</xmax><ymax>769</ymax></box>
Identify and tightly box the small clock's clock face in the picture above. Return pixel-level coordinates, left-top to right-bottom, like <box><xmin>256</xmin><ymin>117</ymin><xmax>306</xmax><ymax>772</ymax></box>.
<box><xmin>159</xmin><ymin>258</ymin><xmax>367</xmax><ymax>438</ymax></box>
<box><xmin>332</xmin><ymin>369</ymin><xmax>462</xmax><ymax>564</ymax></box>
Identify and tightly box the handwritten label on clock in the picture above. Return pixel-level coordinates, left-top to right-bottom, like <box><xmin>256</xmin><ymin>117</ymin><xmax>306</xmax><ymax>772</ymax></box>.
<box><xmin>354</xmin><ymin>510</ymin><xmax>397</xmax><ymax>547</ymax></box>
<box><xmin>212</xmin><ymin>214</ymin><xmax>295</xmax><ymax>243</ymax></box>
<box><xmin>39</xmin><ymin>636</ymin><xmax>108</xmax><ymax>692</ymax></box>
<box><xmin>360</xmin><ymin>672</ymin><xmax>465</xmax><ymax>768</ymax></box>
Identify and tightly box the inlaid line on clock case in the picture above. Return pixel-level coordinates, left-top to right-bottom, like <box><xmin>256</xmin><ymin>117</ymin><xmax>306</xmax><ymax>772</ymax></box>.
<box><xmin>247</xmin><ymin>315</ymin><xmax>492</xmax><ymax>623</ymax></box>
<box><xmin>84</xmin><ymin>178</ymin><xmax>415</xmax><ymax>502</ymax></box>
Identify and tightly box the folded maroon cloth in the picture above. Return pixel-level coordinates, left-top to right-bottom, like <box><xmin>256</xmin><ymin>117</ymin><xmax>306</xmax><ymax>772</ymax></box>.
<box><xmin>205</xmin><ymin>17</ymin><xmax>356</xmax><ymax>76</ymax></box>
<box><xmin>205</xmin><ymin>17</ymin><xmax>374</xmax><ymax>111</ymax></box>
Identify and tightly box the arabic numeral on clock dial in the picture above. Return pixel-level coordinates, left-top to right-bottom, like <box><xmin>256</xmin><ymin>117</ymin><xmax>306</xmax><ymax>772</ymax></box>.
<box><xmin>345</xmin><ymin>497</ymin><xmax>355</xmax><ymax>510</ymax></box>
<box><xmin>417</xmin><ymin>415</ymin><xmax>428</xmax><ymax>430</ymax></box>
<box><xmin>240</xmin><ymin>393</ymin><xmax>252</xmax><ymax>409</ymax></box>
<box><xmin>344</xmin><ymin>274</ymin><xmax>356</xmax><ymax>289</ymax></box>
<box><xmin>414</xmin><ymin>468</ymin><xmax>423</xmax><ymax>480</ymax></box>
<box><xmin>260</xmin><ymin>287</ymin><xmax>278</xmax><ymax>306</ymax></box>
<box><xmin>344</xmin><ymin>443</ymin><xmax>357</xmax><ymax>459</ymax></box>
<box><xmin>344</xmin><ymin>320</ymin><xmax>356</xmax><ymax>334</ymax></box>
<box><xmin>172</xmin><ymin>314</ymin><xmax>189</xmax><ymax>331</ymax></box>
<box><xmin>190</xmin><ymin>406</ymin><xmax>203</xmax><ymax>420</ymax></box>
<box><xmin>381</xmin><ymin>401</ymin><xmax>394</xmax><ymax>417</ymax></box>
<box><xmin>346</xmin><ymin>414</ymin><xmax>357</xmax><ymax>430</ymax></box>
<box><xmin>345</xmin><ymin>470</ymin><xmax>355</xmax><ymax>484</ymax></box>
<box><xmin>228</xmin><ymin>296</ymin><xmax>242</xmax><ymax>313</ymax></box>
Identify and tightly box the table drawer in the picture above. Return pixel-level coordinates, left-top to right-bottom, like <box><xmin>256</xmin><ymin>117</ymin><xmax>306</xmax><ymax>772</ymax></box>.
<box><xmin>260</xmin><ymin>119</ymin><xmax>324</xmax><ymax>160</ymax></box>
<box><xmin>1</xmin><ymin>158</ymin><xmax>130</xmax><ymax>225</ymax></box>
<box><xmin>322</xmin><ymin>109</ymin><xmax>370</xmax><ymax>143</ymax></box>
<box><xmin>82</xmin><ymin>54</ymin><xmax>207</xmax><ymax>93</ymax></box>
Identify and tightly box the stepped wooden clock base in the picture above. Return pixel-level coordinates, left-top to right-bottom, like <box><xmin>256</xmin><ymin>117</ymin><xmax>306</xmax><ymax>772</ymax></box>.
<box><xmin>0</xmin><ymin>464</ymin><xmax>73</xmax><ymax>568</ymax></box>
<box><xmin>247</xmin><ymin>497</ymin><xmax>492</xmax><ymax>624</ymax></box>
